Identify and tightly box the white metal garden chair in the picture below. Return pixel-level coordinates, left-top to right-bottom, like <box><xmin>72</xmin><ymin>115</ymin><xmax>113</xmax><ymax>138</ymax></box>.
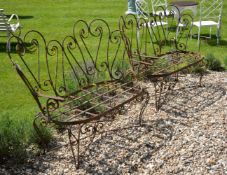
<box><xmin>192</xmin><ymin>0</ymin><xmax>223</xmax><ymax>45</ymax></box>
<box><xmin>151</xmin><ymin>0</ymin><xmax>169</xmax><ymax>16</ymax></box>
<box><xmin>135</xmin><ymin>0</ymin><xmax>169</xmax><ymax>16</ymax></box>
<box><xmin>0</xmin><ymin>10</ymin><xmax>21</xmax><ymax>50</ymax></box>
<box><xmin>135</xmin><ymin>0</ymin><xmax>168</xmax><ymax>27</ymax></box>
<box><xmin>135</xmin><ymin>0</ymin><xmax>151</xmax><ymax>19</ymax></box>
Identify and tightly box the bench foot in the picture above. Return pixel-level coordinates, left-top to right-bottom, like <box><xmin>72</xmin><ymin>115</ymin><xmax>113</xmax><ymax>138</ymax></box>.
<box><xmin>67</xmin><ymin>122</ymin><xmax>108</xmax><ymax>169</ymax></box>
<box><xmin>33</xmin><ymin>114</ymin><xmax>49</xmax><ymax>154</ymax></box>
<box><xmin>198</xmin><ymin>73</ymin><xmax>204</xmax><ymax>87</ymax></box>
<box><xmin>68</xmin><ymin>127</ymin><xmax>81</xmax><ymax>169</ymax></box>
<box><xmin>138</xmin><ymin>90</ymin><xmax>150</xmax><ymax>125</ymax></box>
<box><xmin>153</xmin><ymin>77</ymin><xmax>178</xmax><ymax>111</ymax></box>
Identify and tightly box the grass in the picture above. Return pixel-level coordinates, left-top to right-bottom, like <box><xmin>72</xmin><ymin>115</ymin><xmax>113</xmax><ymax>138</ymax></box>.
<box><xmin>0</xmin><ymin>0</ymin><xmax>226</xmax><ymax>159</ymax></box>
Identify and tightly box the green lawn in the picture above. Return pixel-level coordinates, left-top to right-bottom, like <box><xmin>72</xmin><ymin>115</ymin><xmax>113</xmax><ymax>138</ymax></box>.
<box><xmin>0</xmin><ymin>0</ymin><xmax>226</xmax><ymax>158</ymax></box>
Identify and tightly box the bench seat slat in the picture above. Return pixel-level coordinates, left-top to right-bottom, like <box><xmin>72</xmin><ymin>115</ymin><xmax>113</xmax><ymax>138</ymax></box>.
<box><xmin>49</xmin><ymin>81</ymin><xmax>144</xmax><ymax>125</ymax></box>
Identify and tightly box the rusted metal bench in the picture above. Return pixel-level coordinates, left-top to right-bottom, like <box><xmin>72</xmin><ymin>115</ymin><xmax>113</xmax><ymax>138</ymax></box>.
<box><xmin>119</xmin><ymin>8</ymin><xmax>205</xmax><ymax>110</ymax></box>
<box><xmin>7</xmin><ymin>19</ymin><xmax>150</xmax><ymax>168</ymax></box>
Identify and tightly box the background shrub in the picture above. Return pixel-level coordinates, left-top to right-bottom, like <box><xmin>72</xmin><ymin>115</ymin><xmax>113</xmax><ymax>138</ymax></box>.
<box><xmin>0</xmin><ymin>112</ymin><xmax>27</xmax><ymax>160</ymax></box>
<box><xmin>205</xmin><ymin>53</ymin><xmax>225</xmax><ymax>71</ymax></box>
<box><xmin>0</xmin><ymin>111</ymin><xmax>52</xmax><ymax>162</ymax></box>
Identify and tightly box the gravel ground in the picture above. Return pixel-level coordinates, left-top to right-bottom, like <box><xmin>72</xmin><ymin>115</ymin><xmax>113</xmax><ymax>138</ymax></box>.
<box><xmin>0</xmin><ymin>71</ymin><xmax>226</xmax><ymax>175</ymax></box>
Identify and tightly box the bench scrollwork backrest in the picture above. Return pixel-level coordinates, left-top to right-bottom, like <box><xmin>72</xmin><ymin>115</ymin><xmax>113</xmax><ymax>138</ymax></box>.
<box><xmin>119</xmin><ymin>6</ymin><xmax>193</xmax><ymax>72</ymax></box>
<box><xmin>7</xmin><ymin>19</ymin><xmax>129</xmax><ymax>118</ymax></box>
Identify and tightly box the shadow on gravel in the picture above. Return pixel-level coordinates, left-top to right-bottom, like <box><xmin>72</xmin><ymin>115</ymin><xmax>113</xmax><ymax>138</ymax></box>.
<box><xmin>159</xmin><ymin>83</ymin><xmax>226</xmax><ymax>118</ymax></box>
<box><xmin>1</xmin><ymin>83</ymin><xmax>225</xmax><ymax>174</ymax></box>
<box><xmin>77</xmin><ymin>119</ymin><xmax>174</xmax><ymax>174</ymax></box>
<box><xmin>0</xmin><ymin>118</ymin><xmax>173</xmax><ymax>174</ymax></box>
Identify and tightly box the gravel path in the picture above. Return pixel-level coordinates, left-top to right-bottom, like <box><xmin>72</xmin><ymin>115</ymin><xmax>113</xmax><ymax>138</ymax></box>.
<box><xmin>1</xmin><ymin>71</ymin><xmax>226</xmax><ymax>175</ymax></box>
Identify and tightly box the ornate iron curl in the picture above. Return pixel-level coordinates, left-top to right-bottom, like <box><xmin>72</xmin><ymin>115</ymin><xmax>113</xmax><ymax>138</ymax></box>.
<box><xmin>86</xmin><ymin>63</ymin><xmax>96</xmax><ymax>75</ymax></box>
<box><xmin>62</xmin><ymin>35</ymin><xmax>91</xmax><ymax>87</ymax></box>
<box><xmin>63</xmin><ymin>36</ymin><xmax>77</xmax><ymax>51</ymax></box>
<box><xmin>74</xmin><ymin>20</ymin><xmax>109</xmax><ymax>76</ymax></box>
<box><xmin>119</xmin><ymin>14</ymin><xmax>138</xmax><ymax>43</ymax></box>
<box><xmin>176</xmin><ymin>14</ymin><xmax>193</xmax><ymax>51</ymax></box>
<box><xmin>119</xmin><ymin>14</ymin><xmax>137</xmax><ymax>31</ymax></box>
<box><xmin>73</xmin><ymin>21</ymin><xmax>97</xmax><ymax>75</ymax></box>
<box><xmin>47</xmin><ymin>39</ymin><xmax>63</xmax><ymax>56</ymax></box>
<box><xmin>89</xmin><ymin>19</ymin><xmax>110</xmax><ymax>37</ymax></box>
<box><xmin>80</xmin><ymin>122</ymin><xmax>104</xmax><ymax>136</ymax></box>
<box><xmin>46</xmin><ymin>39</ymin><xmax>68</xmax><ymax>96</ymax></box>
<box><xmin>176</xmin><ymin>42</ymin><xmax>186</xmax><ymax>51</ymax></box>
<box><xmin>73</xmin><ymin>20</ymin><xmax>96</xmax><ymax>75</ymax></box>
<box><xmin>80</xmin><ymin>76</ymin><xmax>91</xmax><ymax>87</ymax></box>
<box><xmin>108</xmin><ymin>30</ymin><xmax>124</xmax><ymax>80</ymax></box>
<box><xmin>24</xmin><ymin>30</ymin><xmax>47</xmax><ymax>53</ymax></box>
<box><xmin>21</xmin><ymin>30</ymin><xmax>54</xmax><ymax>92</ymax></box>
<box><xmin>73</xmin><ymin>20</ymin><xmax>90</xmax><ymax>39</ymax></box>
<box><xmin>46</xmin><ymin>98</ymin><xmax>60</xmax><ymax>120</ymax></box>
<box><xmin>110</xmin><ymin>30</ymin><xmax>121</xmax><ymax>45</ymax></box>
<box><xmin>43</xmin><ymin>79</ymin><xmax>52</xmax><ymax>89</ymax></box>
<box><xmin>89</xmin><ymin>19</ymin><xmax>110</xmax><ymax>73</ymax></box>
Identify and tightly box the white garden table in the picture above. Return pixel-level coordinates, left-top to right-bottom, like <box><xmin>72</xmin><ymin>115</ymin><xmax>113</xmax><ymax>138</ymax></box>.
<box><xmin>171</xmin><ymin>1</ymin><xmax>198</xmax><ymax>16</ymax></box>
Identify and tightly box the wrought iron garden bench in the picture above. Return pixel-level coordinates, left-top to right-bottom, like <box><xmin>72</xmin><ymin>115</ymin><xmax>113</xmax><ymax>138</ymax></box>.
<box><xmin>119</xmin><ymin>8</ymin><xmax>205</xmax><ymax>110</ymax></box>
<box><xmin>7</xmin><ymin>19</ymin><xmax>150</xmax><ymax>169</ymax></box>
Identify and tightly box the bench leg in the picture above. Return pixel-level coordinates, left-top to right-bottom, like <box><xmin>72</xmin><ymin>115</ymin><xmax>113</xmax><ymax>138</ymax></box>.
<box><xmin>68</xmin><ymin>126</ymin><xmax>81</xmax><ymax>169</ymax></box>
<box><xmin>154</xmin><ymin>81</ymin><xmax>161</xmax><ymax>111</ymax></box>
<box><xmin>198</xmin><ymin>72</ymin><xmax>204</xmax><ymax>87</ymax></box>
<box><xmin>153</xmin><ymin>77</ymin><xmax>178</xmax><ymax>111</ymax></box>
<box><xmin>33</xmin><ymin>115</ymin><xmax>48</xmax><ymax>154</ymax></box>
<box><xmin>67</xmin><ymin>122</ymin><xmax>108</xmax><ymax>169</ymax></box>
<box><xmin>138</xmin><ymin>90</ymin><xmax>150</xmax><ymax>125</ymax></box>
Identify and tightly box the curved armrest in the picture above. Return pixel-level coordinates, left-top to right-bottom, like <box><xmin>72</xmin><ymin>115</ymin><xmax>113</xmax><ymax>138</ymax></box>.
<box><xmin>38</xmin><ymin>93</ymin><xmax>65</xmax><ymax>102</ymax></box>
<box><xmin>8</xmin><ymin>14</ymin><xmax>21</xmax><ymax>32</ymax></box>
<box><xmin>8</xmin><ymin>14</ymin><xmax>19</xmax><ymax>23</ymax></box>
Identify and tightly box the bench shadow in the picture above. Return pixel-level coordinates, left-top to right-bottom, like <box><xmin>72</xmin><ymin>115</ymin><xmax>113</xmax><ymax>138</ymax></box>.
<box><xmin>207</xmin><ymin>39</ymin><xmax>227</xmax><ymax>46</ymax></box>
<box><xmin>78</xmin><ymin>119</ymin><xmax>173</xmax><ymax>174</ymax></box>
<box><xmin>0</xmin><ymin>42</ymin><xmax>8</xmax><ymax>53</ymax></box>
<box><xmin>159</xmin><ymin>83</ymin><xmax>226</xmax><ymax>118</ymax></box>
<box><xmin>6</xmin><ymin>15</ymin><xmax>34</xmax><ymax>19</ymax></box>
<box><xmin>0</xmin><ymin>42</ymin><xmax>34</xmax><ymax>53</ymax></box>
<box><xmin>191</xmin><ymin>34</ymin><xmax>227</xmax><ymax>46</ymax></box>
<box><xmin>1</xmin><ymin>82</ymin><xmax>225</xmax><ymax>174</ymax></box>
